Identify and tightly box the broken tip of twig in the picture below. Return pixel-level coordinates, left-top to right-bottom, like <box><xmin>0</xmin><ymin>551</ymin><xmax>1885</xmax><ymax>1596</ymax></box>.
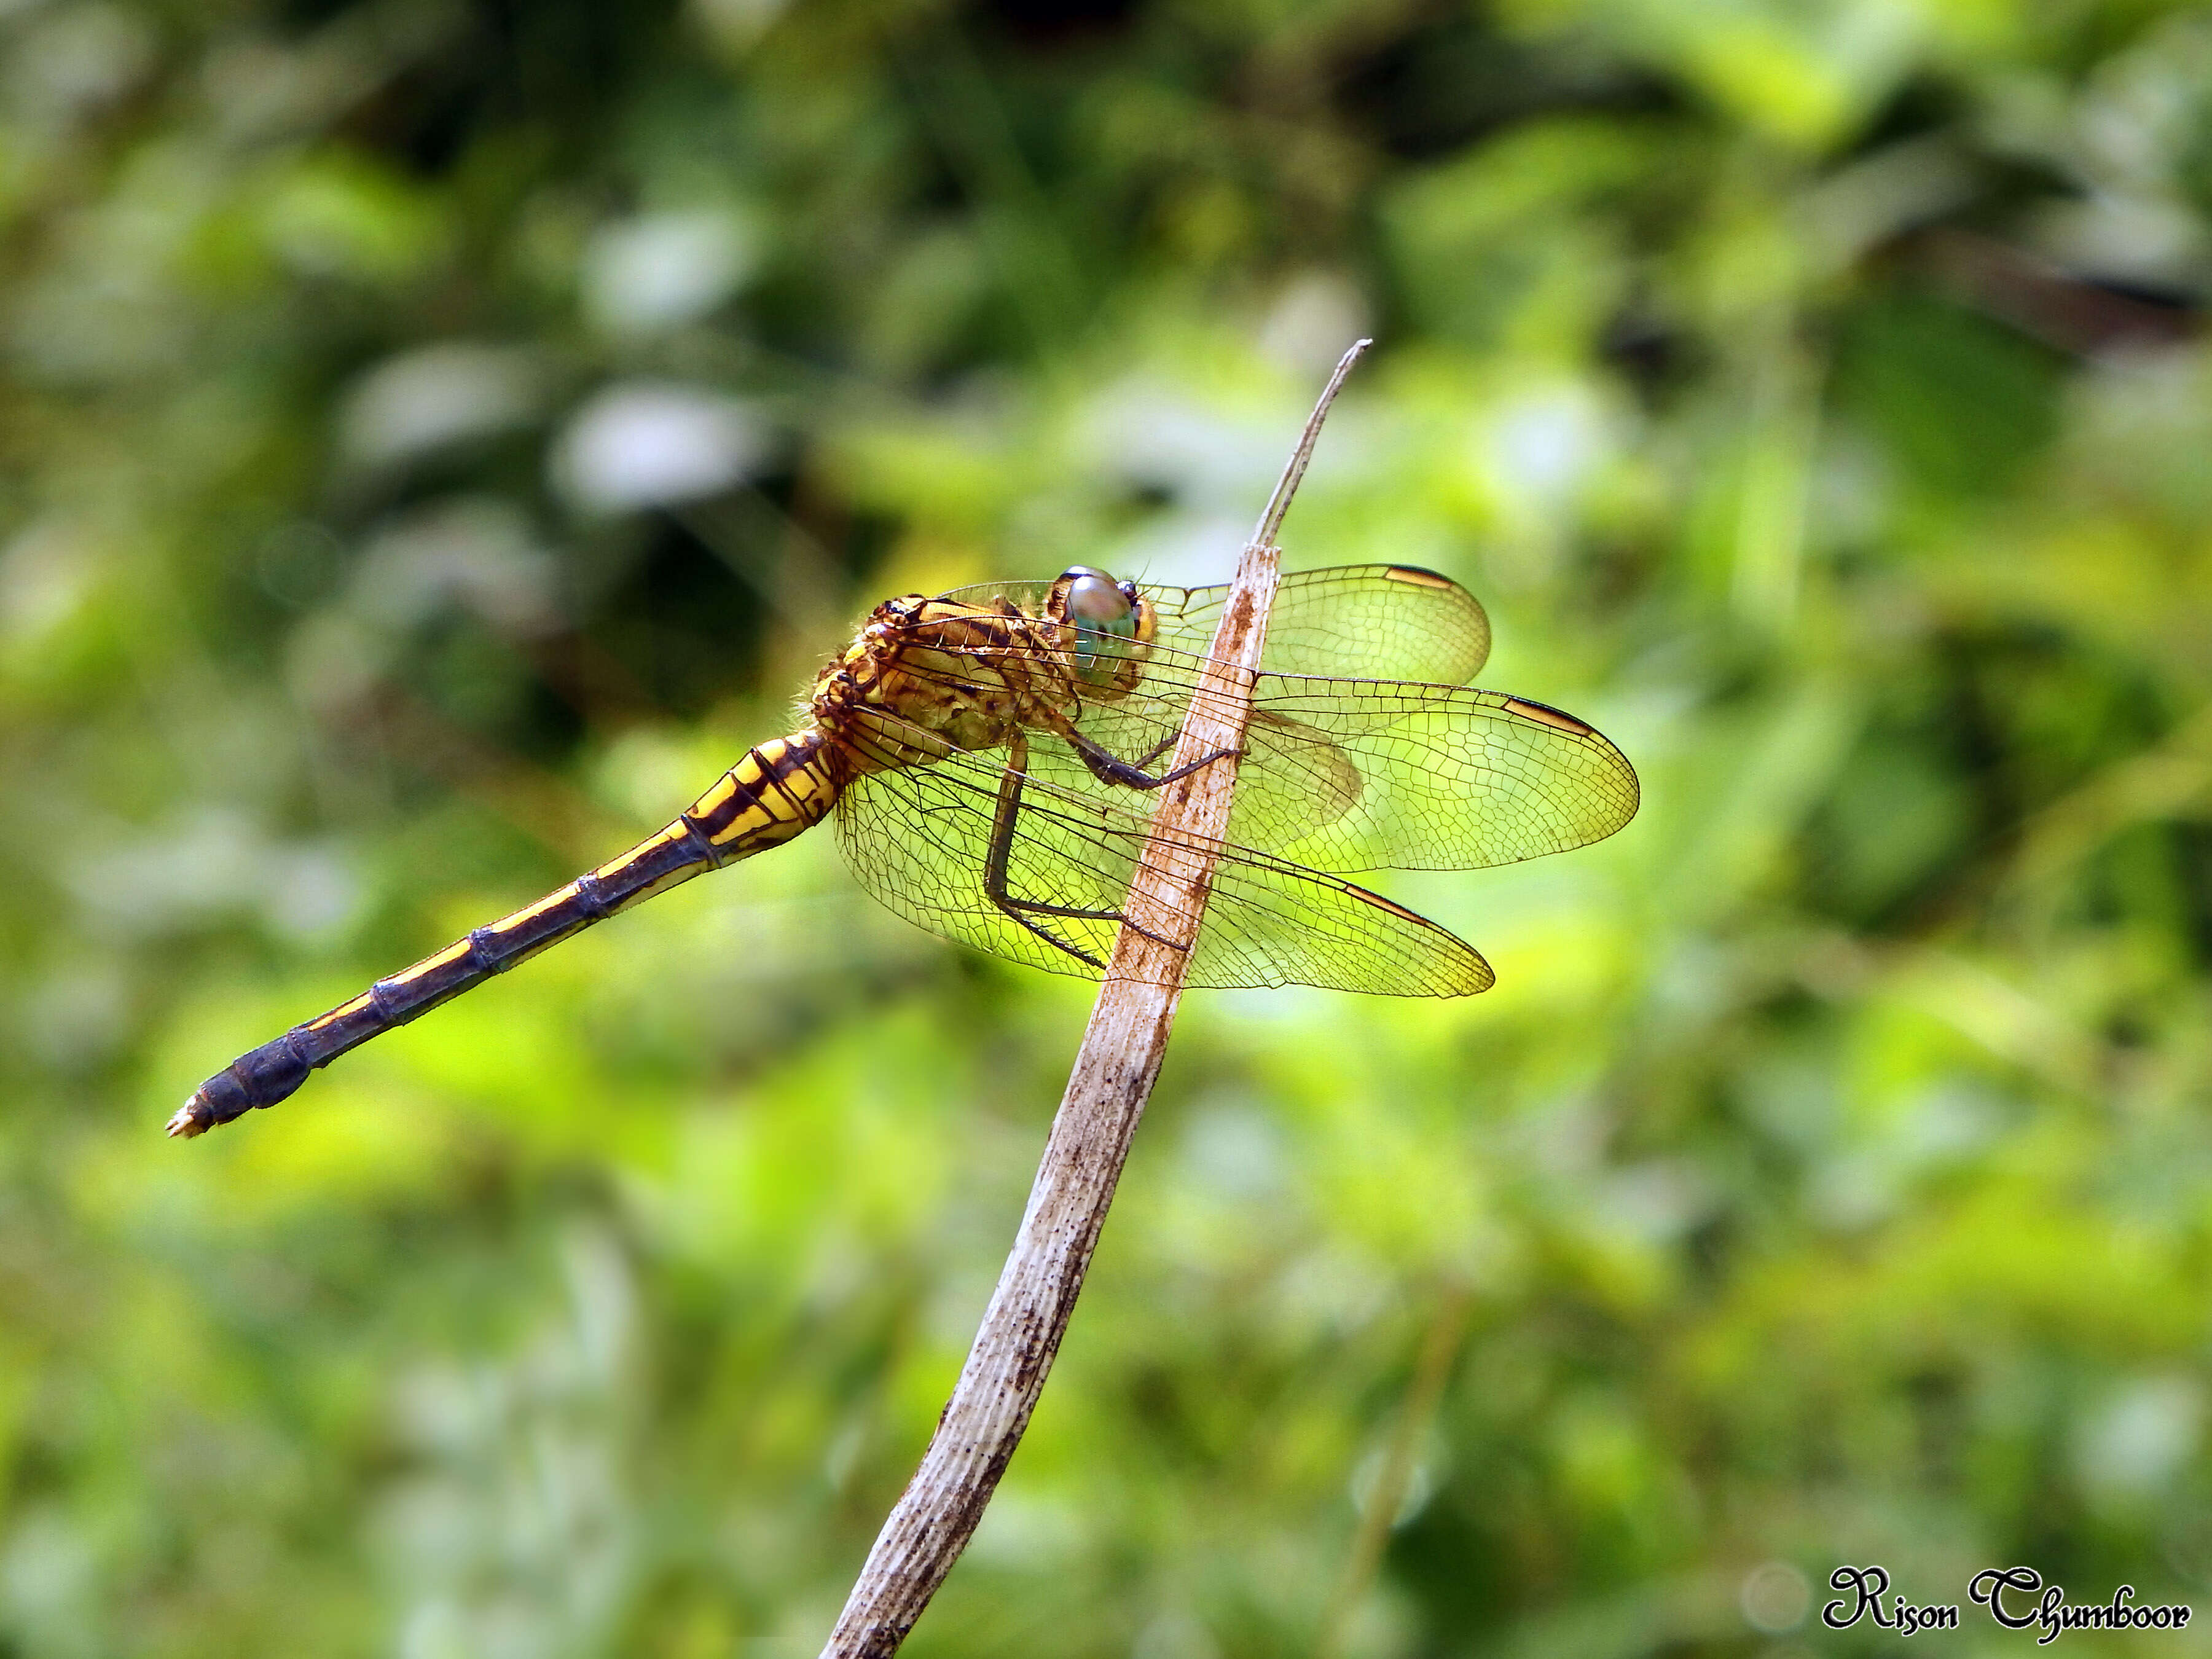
<box><xmin>1250</xmin><ymin>337</ymin><xmax>1371</xmax><ymax>553</ymax></box>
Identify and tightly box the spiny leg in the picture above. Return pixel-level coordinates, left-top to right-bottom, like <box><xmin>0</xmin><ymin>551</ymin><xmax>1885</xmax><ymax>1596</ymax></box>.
<box><xmin>979</xmin><ymin>622</ymin><xmax>1227</xmax><ymax>790</ymax></box>
<box><xmin>983</xmin><ymin>732</ymin><xmax>1184</xmax><ymax>967</ymax></box>
<box><xmin>1124</xmin><ymin>729</ymin><xmax>1182</xmax><ymax>772</ymax></box>
<box><xmin>1040</xmin><ymin>708</ymin><xmax>1237</xmax><ymax>793</ymax></box>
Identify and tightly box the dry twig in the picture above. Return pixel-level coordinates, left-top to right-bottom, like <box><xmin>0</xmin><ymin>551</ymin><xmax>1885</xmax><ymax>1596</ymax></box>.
<box><xmin>818</xmin><ymin>340</ymin><xmax>1373</xmax><ymax>1658</ymax></box>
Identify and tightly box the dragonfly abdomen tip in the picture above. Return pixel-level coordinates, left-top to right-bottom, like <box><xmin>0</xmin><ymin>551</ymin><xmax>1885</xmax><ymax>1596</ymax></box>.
<box><xmin>166</xmin><ymin>1037</ymin><xmax>313</xmax><ymax>1137</ymax></box>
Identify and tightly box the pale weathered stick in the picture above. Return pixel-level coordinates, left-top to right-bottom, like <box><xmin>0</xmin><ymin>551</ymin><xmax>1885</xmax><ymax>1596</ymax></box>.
<box><xmin>818</xmin><ymin>340</ymin><xmax>1373</xmax><ymax>1659</ymax></box>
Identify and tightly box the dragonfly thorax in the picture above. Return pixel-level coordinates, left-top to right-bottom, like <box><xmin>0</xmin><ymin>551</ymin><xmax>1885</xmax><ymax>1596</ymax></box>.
<box><xmin>812</xmin><ymin>592</ymin><xmax>1076</xmax><ymax>776</ymax></box>
<box><xmin>806</xmin><ymin>573</ymin><xmax>1158</xmax><ymax>780</ymax></box>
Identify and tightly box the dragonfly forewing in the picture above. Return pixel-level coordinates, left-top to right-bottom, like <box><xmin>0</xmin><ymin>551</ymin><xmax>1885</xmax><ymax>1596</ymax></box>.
<box><xmin>947</xmin><ymin>564</ymin><xmax>1494</xmax><ymax>688</ymax></box>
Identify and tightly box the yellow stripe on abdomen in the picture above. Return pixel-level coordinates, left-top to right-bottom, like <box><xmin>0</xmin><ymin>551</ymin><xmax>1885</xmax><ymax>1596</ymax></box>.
<box><xmin>680</xmin><ymin>732</ymin><xmax>839</xmax><ymax>857</ymax></box>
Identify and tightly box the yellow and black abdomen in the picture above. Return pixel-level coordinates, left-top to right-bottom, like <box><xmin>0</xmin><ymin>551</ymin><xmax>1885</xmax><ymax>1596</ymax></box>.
<box><xmin>170</xmin><ymin>731</ymin><xmax>840</xmax><ymax>1137</ymax></box>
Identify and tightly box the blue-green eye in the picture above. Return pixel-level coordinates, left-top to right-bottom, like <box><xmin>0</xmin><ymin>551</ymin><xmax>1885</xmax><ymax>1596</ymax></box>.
<box><xmin>1065</xmin><ymin>570</ymin><xmax>1137</xmax><ymax>683</ymax></box>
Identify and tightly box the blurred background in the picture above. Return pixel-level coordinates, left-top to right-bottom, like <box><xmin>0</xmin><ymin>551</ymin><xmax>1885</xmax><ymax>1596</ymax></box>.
<box><xmin>5</xmin><ymin>0</ymin><xmax>2212</xmax><ymax>1653</ymax></box>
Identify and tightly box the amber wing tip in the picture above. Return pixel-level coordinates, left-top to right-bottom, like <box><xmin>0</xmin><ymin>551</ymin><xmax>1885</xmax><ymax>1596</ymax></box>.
<box><xmin>165</xmin><ymin>1099</ymin><xmax>210</xmax><ymax>1140</ymax></box>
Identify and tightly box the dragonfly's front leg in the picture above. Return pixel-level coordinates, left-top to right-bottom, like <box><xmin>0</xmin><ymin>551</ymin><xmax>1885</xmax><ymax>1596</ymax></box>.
<box><xmin>1035</xmin><ymin>707</ymin><xmax>1236</xmax><ymax>793</ymax></box>
<box><xmin>984</xmin><ymin>731</ymin><xmax>1185</xmax><ymax>967</ymax></box>
<box><xmin>1118</xmin><ymin>728</ymin><xmax>1183</xmax><ymax>774</ymax></box>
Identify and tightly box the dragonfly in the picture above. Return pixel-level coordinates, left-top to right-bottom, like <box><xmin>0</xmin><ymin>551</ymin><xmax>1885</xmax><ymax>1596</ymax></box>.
<box><xmin>170</xmin><ymin>563</ymin><xmax>1638</xmax><ymax>1139</ymax></box>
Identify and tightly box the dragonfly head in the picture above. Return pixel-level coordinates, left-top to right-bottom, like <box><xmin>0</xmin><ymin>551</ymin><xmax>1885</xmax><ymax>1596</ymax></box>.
<box><xmin>1053</xmin><ymin>566</ymin><xmax>1155</xmax><ymax>690</ymax></box>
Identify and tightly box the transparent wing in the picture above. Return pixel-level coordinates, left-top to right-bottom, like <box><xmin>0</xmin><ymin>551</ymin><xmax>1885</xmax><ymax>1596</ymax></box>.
<box><xmin>881</xmin><ymin>626</ymin><xmax>1640</xmax><ymax>873</ymax></box>
<box><xmin>1239</xmin><ymin>678</ymin><xmax>1640</xmax><ymax>873</ymax></box>
<box><xmin>943</xmin><ymin>563</ymin><xmax>1492</xmax><ymax>685</ymax></box>
<box><xmin>832</xmin><ymin>744</ymin><xmax>1492</xmax><ymax>997</ymax></box>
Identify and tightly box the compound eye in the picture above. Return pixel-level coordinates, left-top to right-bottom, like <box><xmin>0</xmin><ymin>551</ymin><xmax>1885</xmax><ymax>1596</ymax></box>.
<box><xmin>1065</xmin><ymin>571</ymin><xmax>1131</xmax><ymax>625</ymax></box>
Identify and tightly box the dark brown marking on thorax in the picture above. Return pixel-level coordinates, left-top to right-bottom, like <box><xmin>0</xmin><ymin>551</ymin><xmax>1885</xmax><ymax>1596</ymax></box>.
<box><xmin>808</xmin><ymin>594</ymin><xmax>1085</xmax><ymax>777</ymax></box>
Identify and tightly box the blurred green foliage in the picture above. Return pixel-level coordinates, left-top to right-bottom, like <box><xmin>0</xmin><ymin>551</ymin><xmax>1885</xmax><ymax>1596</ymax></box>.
<box><xmin>5</xmin><ymin>0</ymin><xmax>2212</xmax><ymax>1653</ymax></box>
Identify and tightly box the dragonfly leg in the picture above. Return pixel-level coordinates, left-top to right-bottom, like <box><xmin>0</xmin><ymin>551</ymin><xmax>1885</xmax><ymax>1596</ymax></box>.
<box><xmin>1047</xmin><ymin>712</ymin><xmax>1237</xmax><ymax>792</ymax></box>
<box><xmin>984</xmin><ymin>734</ymin><xmax>1186</xmax><ymax>967</ymax></box>
<box><xmin>1128</xmin><ymin>731</ymin><xmax>1180</xmax><ymax>769</ymax></box>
